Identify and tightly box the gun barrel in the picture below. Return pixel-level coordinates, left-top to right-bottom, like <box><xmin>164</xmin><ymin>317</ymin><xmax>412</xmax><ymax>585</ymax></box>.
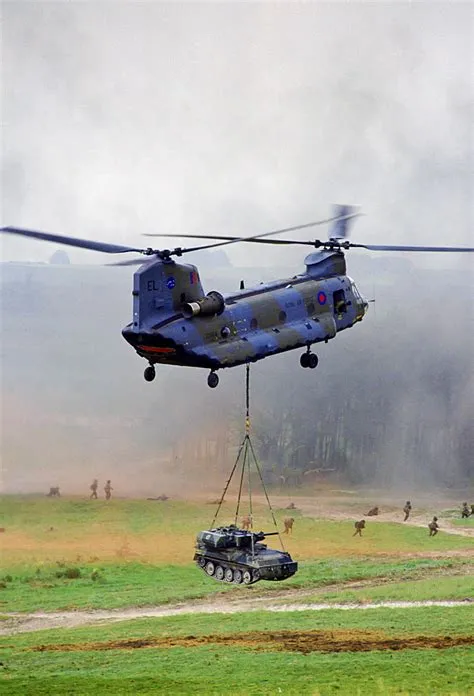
<box><xmin>261</xmin><ymin>531</ymin><xmax>280</xmax><ymax>536</ymax></box>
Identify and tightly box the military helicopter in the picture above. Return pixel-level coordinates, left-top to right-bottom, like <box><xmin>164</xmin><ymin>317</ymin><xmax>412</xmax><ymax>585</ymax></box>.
<box><xmin>2</xmin><ymin>205</ymin><xmax>473</xmax><ymax>388</ymax></box>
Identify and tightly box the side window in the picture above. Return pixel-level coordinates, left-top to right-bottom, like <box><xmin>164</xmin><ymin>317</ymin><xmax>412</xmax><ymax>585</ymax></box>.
<box><xmin>333</xmin><ymin>289</ymin><xmax>347</xmax><ymax>314</ymax></box>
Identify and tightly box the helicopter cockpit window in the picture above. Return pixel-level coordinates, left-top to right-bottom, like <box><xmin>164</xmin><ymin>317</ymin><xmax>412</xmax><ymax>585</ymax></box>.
<box><xmin>333</xmin><ymin>289</ymin><xmax>347</xmax><ymax>314</ymax></box>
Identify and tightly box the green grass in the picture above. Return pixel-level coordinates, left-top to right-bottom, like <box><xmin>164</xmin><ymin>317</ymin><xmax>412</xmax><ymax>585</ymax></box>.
<box><xmin>2</xmin><ymin>608</ymin><xmax>474</xmax><ymax>695</ymax></box>
<box><xmin>4</xmin><ymin>606</ymin><xmax>474</xmax><ymax>647</ymax></box>
<box><xmin>1</xmin><ymin>495</ymin><xmax>473</xmax><ymax>612</ymax></box>
<box><xmin>2</xmin><ymin>647</ymin><xmax>472</xmax><ymax>695</ymax></box>
<box><xmin>2</xmin><ymin>496</ymin><xmax>474</xmax><ymax>694</ymax></box>
<box><xmin>304</xmin><ymin>574</ymin><xmax>474</xmax><ymax>604</ymax></box>
<box><xmin>0</xmin><ymin>496</ymin><xmax>214</xmax><ymax>537</ymax></box>
<box><xmin>1</xmin><ymin>557</ymin><xmax>470</xmax><ymax>613</ymax></box>
<box><xmin>452</xmin><ymin>517</ymin><xmax>474</xmax><ymax>527</ymax></box>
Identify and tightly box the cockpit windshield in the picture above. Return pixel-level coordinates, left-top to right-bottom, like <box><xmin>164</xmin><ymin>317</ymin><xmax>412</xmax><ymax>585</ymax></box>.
<box><xmin>348</xmin><ymin>276</ymin><xmax>363</xmax><ymax>301</ymax></box>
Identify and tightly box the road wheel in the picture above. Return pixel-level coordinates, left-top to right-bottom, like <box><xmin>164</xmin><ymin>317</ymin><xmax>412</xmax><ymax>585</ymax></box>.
<box><xmin>198</xmin><ymin>556</ymin><xmax>206</xmax><ymax>568</ymax></box>
<box><xmin>224</xmin><ymin>568</ymin><xmax>234</xmax><ymax>583</ymax></box>
<box><xmin>242</xmin><ymin>570</ymin><xmax>252</xmax><ymax>585</ymax></box>
<box><xmin>205</xmin><ymin>561</ymin><xmax>215</xmax><ymax>576</ymax></box>
<box><xmin>215</xmin><ymin>565</ymin><xmax>225</xmax><ymax>581</ymax></box>
<box><xmin>233</xmin><ymin>569</ymin><xmax>243</xmax><ymax>584</ymax></box>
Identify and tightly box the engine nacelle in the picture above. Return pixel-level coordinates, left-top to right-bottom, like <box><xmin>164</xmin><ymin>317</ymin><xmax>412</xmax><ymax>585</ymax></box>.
<box><xmin>183</xmin><ymin>291</ymin><xmax>225</xmax><ymax>319</ymax></box>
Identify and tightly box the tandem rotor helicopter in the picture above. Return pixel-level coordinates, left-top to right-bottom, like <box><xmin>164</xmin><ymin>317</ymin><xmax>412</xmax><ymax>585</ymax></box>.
<box><xmin>3</xmin><ymin>205</ymin><xmax>473</xmax><ymax>388</ymax></box>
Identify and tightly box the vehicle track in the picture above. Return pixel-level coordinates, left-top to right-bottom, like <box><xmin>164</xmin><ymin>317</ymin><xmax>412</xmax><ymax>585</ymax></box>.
<box><xmin>1</xmin><ymin>597</ymin><xmax>472</xmax><ymax>636</ymax></box>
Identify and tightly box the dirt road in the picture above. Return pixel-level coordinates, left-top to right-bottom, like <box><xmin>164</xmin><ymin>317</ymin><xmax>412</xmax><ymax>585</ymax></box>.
<box><xmin>2</xmin><ymin>596</ymin><xmax>472</xmax><ymax>636</ymax></box>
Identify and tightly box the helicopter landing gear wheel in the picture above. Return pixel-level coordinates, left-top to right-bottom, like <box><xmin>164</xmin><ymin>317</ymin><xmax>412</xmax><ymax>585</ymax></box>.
<box><xmin>308</xmin><ymin>353</ymin><xmax>319</xmax><ymax>369</ymax></box>
<box><xmin>205</xmin><ymin>561</ymin><xmax>215</xmax><ymax>576</ymax></box>
<box><xmin>224</xmin><ymin>567</ymin><xmax>234</xmax><ymax>583</ymax></box>
<box><xmin>242</xmin><ymin>570</ymin><xmax>252</xmax><ymax>585</ymax></box>
<box><xmin>215</xmin><ymin>565</ymin><xmax>225</xmax><ymax>581</ymax></box>
<box><xmin>144</xmin><ymin>365</ymin><xmax>156</xmax><ymax>382</ymax></box>
<box><xmin>300</xmin><ymin>353</ymin><xmax>310</xmax><ymax>368</ymax></box>
<box><xmin>233</xmin><ymin>569</ymin><xmax>243</xmax><ymax>584</ymax></box>
<box><xmin>207</xmin><ymin>371</ymin><xmax>219</xmax><ymax>389</ymax></box>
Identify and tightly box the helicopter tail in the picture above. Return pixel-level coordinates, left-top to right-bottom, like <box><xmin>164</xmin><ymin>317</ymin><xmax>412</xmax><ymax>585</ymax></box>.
<box><xmin>329</xmin><ymin>204</ymin><xmax>361</xmax><ymax>240</ymax></box>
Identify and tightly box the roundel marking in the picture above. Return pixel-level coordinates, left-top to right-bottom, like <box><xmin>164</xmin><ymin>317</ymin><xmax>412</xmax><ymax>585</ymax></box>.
<box><xmin>317</xmin><ymin>291</ymin><xmax>327</xmax><ymax>305</ymax></box>
<box><xmin>166</xmin><ymin>277</ymin><xmax>176</xmax><ymax>289</ymax></box>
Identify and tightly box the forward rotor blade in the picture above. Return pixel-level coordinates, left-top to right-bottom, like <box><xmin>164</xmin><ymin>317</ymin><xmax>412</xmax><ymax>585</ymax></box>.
<box><xmin>1</xmin><ymin>226</ymin><xmax>145</xmax><ymax>255</ymax></box>
<box><xmin>106</xmin><ymin>257</ymin><xmax>153</xmax><ymax>267</ymax></box>
<box><xmin>351</xmin><ymin>243</ymin><xmax>474</xmax><ymax>253</ymax></box>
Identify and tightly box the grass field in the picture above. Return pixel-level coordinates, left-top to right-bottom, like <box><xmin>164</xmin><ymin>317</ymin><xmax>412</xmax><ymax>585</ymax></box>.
<box><xmin>1</xmin><ymin>495</ymin><xmax>473</xmax><ymax>694</ymax></box>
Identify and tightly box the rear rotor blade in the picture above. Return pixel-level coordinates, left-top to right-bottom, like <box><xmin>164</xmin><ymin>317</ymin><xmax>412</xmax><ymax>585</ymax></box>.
<box><xmin>1</xmin><ymin>226</ymin><xmax>146</xmax><ymax>255</ymax></box>
<box><xmin>143</xmin><ymin>211</ymin><xmax>363</xmax><ymax>252</ymax></box>
<box><xmin>351</xmin><ymin>243</ymin><xmax>474</xmax><ymax>253</ymax></box>
<box><xmin>143</xmin><ymin>232</ymin><xmax>315</xmax><ymax>246</ymax></box>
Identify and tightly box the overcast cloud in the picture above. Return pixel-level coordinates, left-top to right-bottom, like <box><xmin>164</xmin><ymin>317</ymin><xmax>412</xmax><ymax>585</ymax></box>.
<box><xmin>2</xmin><ymin>1</ymin><xmax>473</xmax><ymax>268</ymax></box>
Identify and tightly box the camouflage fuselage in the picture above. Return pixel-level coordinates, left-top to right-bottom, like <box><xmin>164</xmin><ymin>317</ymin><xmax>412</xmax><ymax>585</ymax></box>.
<box><xmin>122</xmin><ymin>251</ymin><xmax>368</xmax><ymax>370</ymax></box>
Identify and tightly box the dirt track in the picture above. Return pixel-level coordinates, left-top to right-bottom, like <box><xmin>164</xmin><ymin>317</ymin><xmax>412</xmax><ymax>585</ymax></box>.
<box><xmin>30</xmin><ymin>629</ymin><xmax>474</xmax><ymax>654</ymax></box>
<box><xmin>1</xmin><ymin>598</ymin><xmax>472</xmax><ymax>636</ymax></box>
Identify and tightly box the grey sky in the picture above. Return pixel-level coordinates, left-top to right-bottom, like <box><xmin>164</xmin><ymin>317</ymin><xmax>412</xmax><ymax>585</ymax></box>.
<box><xmin>2</xmin><ymin>1</ymin><xmax>473</xmax><ymax>266</ymax></box>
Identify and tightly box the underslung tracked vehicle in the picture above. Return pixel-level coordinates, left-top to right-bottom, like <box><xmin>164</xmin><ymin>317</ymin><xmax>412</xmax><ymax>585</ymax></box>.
<box><xmin>194</xmin><ymin>524</ymin><xmax>297</xmax><ymax>585</ymax></box>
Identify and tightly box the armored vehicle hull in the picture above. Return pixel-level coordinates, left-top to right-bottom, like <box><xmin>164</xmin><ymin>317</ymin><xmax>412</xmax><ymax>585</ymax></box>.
<box><xmin>194</xmin><ymin>525</ymin><xmax>298</xmax><ymax>585</ymax></box>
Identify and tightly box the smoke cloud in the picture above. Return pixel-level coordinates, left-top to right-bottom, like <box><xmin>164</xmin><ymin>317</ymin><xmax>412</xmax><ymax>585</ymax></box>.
<box><xmin>1</xmin><ymin>3</ymin><xmax>473</xmax><ymax>496</ymax></box>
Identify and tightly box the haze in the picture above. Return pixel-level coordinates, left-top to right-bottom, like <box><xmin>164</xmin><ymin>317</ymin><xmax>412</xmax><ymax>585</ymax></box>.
<box><xmin>1</xmin><ymin>2</ymin><xmax>473</xmax><ymax>496</ymax></box>
<box><xmin>2</xmin><ymin>2</ymin><xmax>472</xmax><ymax>265</ymax></box>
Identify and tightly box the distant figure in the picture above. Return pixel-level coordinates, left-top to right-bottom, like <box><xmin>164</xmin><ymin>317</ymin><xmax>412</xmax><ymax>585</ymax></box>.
<box><xmin>403</xmin><ymin>501</ymin><xmax>412</xmax><ymax>522</ymax></box>
<box><xmin>367</xmin><ymin>506</ymin><xmax>379</xmax><ymax>516</ymax></box>
<box><xmin>428</xmin><ymin>516</ymin><xmax>439</xmax><ymax>536</ymax></box>
<box><xmin>241</xmin><ymin>515</ymin><xmax>251</xmax><ymax>530</ymax></box>
<box><xmin>283</xmin><ymin>517</ymin><xmax>294</xmax><ymax>534</ymax></box>
<box><xmin>46</xmin><ymin>487</ymin><xmax>60</xmax><ymax>497</ymax></box>
<box><xmin>353</xmin><ymin>520</ymin><xmax>366</xmax><ymax>537</ymax></box>
<box><xmin>90</xmin><ymin>479</ymin><xmax>98</xmax><ymax>499</ymax></box>
<box><xmin>147</xmin><ymin>494</ymin><xmax>169</xmax><ymax>501</ymax></box>
<box><xmin>104</xmin><ymin>480</ymin><xmax>113</xmax><ymax>500</ymax></box>
<box><xmin>286</xmin><ymin>502</ymin><xmax>296</xmax><ymax>510</ymax></box>
<box><xmin>471</xmin><ymin>504</ymin><xmax>474</xmax><ymax>516</ymax></box>
<box><xmin>461</xmin><ymin>503</ymin><xmax>470</xmax><ymax>519</ymax></box>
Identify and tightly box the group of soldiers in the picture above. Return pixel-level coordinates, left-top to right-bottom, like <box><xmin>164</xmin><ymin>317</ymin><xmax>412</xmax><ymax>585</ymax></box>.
<box><xmin>45</xmin><ymin>482</ymin><xmax>113</xmax><ymax>499</ymax></box>
<box><xmin>89</xmin><ymin>479</ymin><xmax>113</xmax><ymax>500</ymax></box>
<box><xmin>353</xmin><ymin>500</ymin><xmax>442</xmax><ymax>537</ymax></box>
<box><xmin>241</xmin><ymin>515</ymin><xmax>295</xmax><ymax>534</ymax></box>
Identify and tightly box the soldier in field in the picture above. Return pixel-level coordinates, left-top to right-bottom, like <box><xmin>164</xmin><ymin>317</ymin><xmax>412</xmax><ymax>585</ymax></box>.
<box><xmin>367</xmin><ymin>506</ymin><xmax>379</xmax><ymax>516</ymax></box>
<box><xmin>241</xmin><ymin>515</ymin><xmax>251</xmax><ymax>530</ymax></box>
<box><xmin>403</xmin><ymin>501</ymin><xmax>412</xmax><ymax>521</ymax></box>
<box><xmin>90</xmin><ymin>479</ymin><xmax>98</xmax><ymax>499</ymax></box>
<box><xmin>428</xmin><ymin>516</ymin><xmax>439</xmax><ymax>536</ymax></box>
<box><xmin>353</xmin><ymin>520</ymin><xmax>366</xmax><ymax>537</ymax></box>
<box><xmin>46</xmin><ymin>487</ymin><xmax>60</xmax><ymax>497</ymax></box>
<box><xmin>283</xmin><ymin>517</ymin><xmax>294</xmax><ymax>534</ymax></box>
<box><xmin>461</xmin><ymin>502</ymin><xmax>470</xmax><ymax>519</ymax></box>
<box><xmin>104</xmin><ymin>480</ymin><xmax>113</xmax><ymax>500</ymax></box>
